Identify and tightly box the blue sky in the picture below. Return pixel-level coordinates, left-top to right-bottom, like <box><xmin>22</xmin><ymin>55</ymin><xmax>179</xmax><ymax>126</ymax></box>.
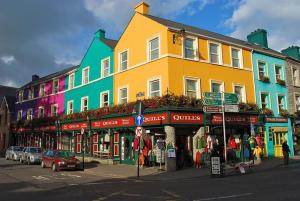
<box><xmin>0</xmin><ymin>0</ymin><xmax>299</xmax><ymax>87</ymax></box>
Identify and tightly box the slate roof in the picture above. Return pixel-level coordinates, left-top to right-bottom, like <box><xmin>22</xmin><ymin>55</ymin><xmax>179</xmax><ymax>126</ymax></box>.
<box><xmin>19</xmin><ymin>65</ymin><xmax>79</xmax><ymax>90</ymax></box>
<box><xmin>100</xmin><ymin>38</ymin><xmax>118</xmax><ymax>49</ymax></box>
<box><xmin>143</xmin><ymin>14</ymin><xmax>286</xmax><ymax>59</ymax></box>
<box><xmin>0</xmin><ymin>85</ymin><xmax>16</xmax><ymax>102</ymax></box>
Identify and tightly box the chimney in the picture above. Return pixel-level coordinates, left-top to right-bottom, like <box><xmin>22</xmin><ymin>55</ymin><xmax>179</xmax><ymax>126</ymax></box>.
<box><xmin>135</xmin><ymin>2</ymin><xmax>149</xmax><ymax>15</ymax></box>
<box><xmin>281</xmin><ymin>46</ymin><xmax>300</xmax><ymax>61</ymax></box>
<box><xmin>247</xmin><ymin>29</ymin><xmax>268</xmax><ymax>48</ymax></box>
<box><xmin>32</xmin><ymin>74</ymin><xmax>40</xmax><ymax>81</ymax></box>
<box><xmin>94</xmin><ymin>29</ymin><xmax>105</xmax><ymax>39</ymax></box>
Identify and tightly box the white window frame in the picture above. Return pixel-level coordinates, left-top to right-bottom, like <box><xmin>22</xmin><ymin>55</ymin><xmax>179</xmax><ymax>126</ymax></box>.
<box><xmin>277</xmin><ymin>94</ymin><xmax>285</xmax><ymax>113</ymax></box>
<box><xmin>100</xmin><ymin>91</ymin><xmax>110</xmax><ymax>108</ymax></box>
<box><xmin>82</xmin><ymin>67</ymin><xmax>89</xmax><ymax>85</ymax></box>
<box><xmin>69</xmin><ymin>73</ymin><xmax>75</xmax><ymax>90</ymax></box>
<box><xmin>51</xmin><ymin>104</ymin><xmax>58</xmax><ymax>117</ymax></box>
<box><xmin>101</xmin><ymin>57</ymin><xmax>110</xmax><ymax>78</ymax></box>
<box><xmin>292</xmin><ymin>67</ymin><xmax>299</xmax><ymax>86</ymax></box>
<box><xmin>208</xmin><ymin>41</ymin><xmax>222</xmax><ymax>65</ymax></box>
<box><xmin>39</xmin><ymin>83</ymin><xmax>46</xmax><ymax>97</ymax></box>
<box><xmin>233</xmin><ymin>84</ymin><xmax>246</xmax><ymax>103</ymax></box>
<box><xmin>148</xmin><ymin>36</ymin><xmax>160</xmax><ymax>61</ymax></box>
<box><xmin>210</xmin><ymin>80</ymin><xmax>224</xmax><ymax>93</ymax></box>
<box><xmin>147</xmin><ymin>77</ymin><xmax>161</xmax><ymax>98</ymax></box>
<box><xmin>257</xmin><ymin>60</ymin><xmax>268</xmax><ymax>79</ymax></box>
<box><xmin>294</xmin><ymin>92</ymin><xmax>300</xmax><ymax>112</ymax></box>
<box><xmin>27</xmin><ymin>108</ymin><xmax>33</xmax><ymax>120</ymax></box>
<box><xmin>260</xmin><ymin>92</ymin><xmax>270</xmax><ymax>109</ymax></box>
<box><xmin>230</xmin><ymin>47</ymin><xmax>243</xmax><ymax>68</ymax></box>
<box><xmin>38</xmin><ymin>106</ymin><xmax>45</xmax><ymax>118</ymax></box>
<box><xmin>81</xmin><ymin>96</ymin><xmax>89</xmax><ymax>112</ymax></box>
<box><xmin>184</xmin><ymin>76</ymin><xmax>201</xmax><ymax>99</ymax></box>
<box><xmin>119</xmin><ymin>50</ymin><xmax>128</xmax><ymax>72</ymax></box>
<box><xmin>18</xmin><ymin>90</ymin><xmax>23</xmax><ymax>102</ymax></box>
<box><xmin>67</xmin><ymin>100</ymin><xmax>74</xmax><ymax>115</ymax></box>
<box><xmin>17</xmin><ymin>110</ymin><xmax>22</xmax><ymax>121</ymax></box>
<box><xmin>118</xmin><ymin>86</ymin><xmax>128</xmax><ymax>104</ymax></box>
<box><xmin>183</xmin><ymin>36</ymin><xmax>198</xmax><ymax>60</ymax></box>
<box><xmin>52</xmin><ymin>79</ymin><xmax>59</xmax><ymax>94</ymax></box>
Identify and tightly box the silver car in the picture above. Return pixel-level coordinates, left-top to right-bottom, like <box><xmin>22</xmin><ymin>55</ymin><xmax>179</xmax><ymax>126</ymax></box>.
<box><xmin>5</xmin><ymin>146</ymin><xmax>23</xmax><ymax>161</ymax></box>
<box><xmin>20</xmin><ymin>147</ymin><xmax>42</xmax><ymax>165</ymax></box>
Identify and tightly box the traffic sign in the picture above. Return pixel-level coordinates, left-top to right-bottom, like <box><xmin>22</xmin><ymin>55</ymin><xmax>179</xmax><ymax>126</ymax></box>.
<box><xmin>135</xmin><ymin>126</ymin><xmax>144</xmax><ymax>137</ymax></box>
<box><xmin>224</xmin><ymin>104</ymin><xmax>239</xmax><ymax>112</ymax></box>
<box><xmin>203</xmin><ymin>106</ymin><xmax>223</xmax><ymax>113</ymax></box>
<box><xmin>203</xmin><ymin>92</ymin><xmax>222</xmax><ymax>99</ymax></box>
<box><xmin>203</xmin><ymin>99</ymin><xmax>222</xmax><ymax>106</ymax></box>
<box><xmin>224</xmin><ymin>93</ymin><xmax>239</xmax><ymax>104</ymax></box>
<box><xmin>135</xmin><ymin>114</ymin><xmax>144</xmax><ymax>126</ymax></box>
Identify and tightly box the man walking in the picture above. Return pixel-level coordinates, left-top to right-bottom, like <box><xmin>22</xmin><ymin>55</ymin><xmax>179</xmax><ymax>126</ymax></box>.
<box><xmin>282</xmin><ymin>140</ymin><xmax>290</xmax><ymax>165</ymax></box>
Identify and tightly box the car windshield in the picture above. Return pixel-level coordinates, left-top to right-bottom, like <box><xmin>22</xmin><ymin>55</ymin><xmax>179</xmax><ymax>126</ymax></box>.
<box><xmin>13</xmin><ymin>147</ymin><xmax>22</xmax><ymax>151</ymax></box>
<box><xmin>28</xmin><ymin>148</ymin><xmax>41</xmax><ymax>153</ymax></box>
<box><xmin>55</xmin><ymin>151</ymin><xmax>74</xmax><ymax>158</ymax></box>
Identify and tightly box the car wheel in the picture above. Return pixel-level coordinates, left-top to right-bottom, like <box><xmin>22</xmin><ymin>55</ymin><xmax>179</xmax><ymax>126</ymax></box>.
<box><xmin>52</xmin><ymin>163</ymin><xmax>58</xmax><ymax>172</ymax></box>
<box><xmin>41</xmin><ymin>161</ymin><xmax>46</xmax><ymax>168</ymax></box>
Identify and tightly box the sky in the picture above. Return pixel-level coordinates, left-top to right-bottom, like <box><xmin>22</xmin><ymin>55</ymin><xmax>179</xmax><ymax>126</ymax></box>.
<box><xmin>0</xmin><ymin>0</ymin><xmax>299</xmax><ymax>87</ymax></box>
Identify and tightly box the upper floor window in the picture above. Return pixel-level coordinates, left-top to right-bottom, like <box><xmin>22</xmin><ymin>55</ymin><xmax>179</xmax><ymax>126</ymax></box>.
<box><xmin>69</xmin><ymin>73</ymin><xmax>75</xmax><ymax>89</ymax></box>
<box><xmin>101</xmin><ymin>58</ymin><xmax>110</xmax><ymax>78</ymax></box>
<box><xmin>52</xmin><ymin>79</ymin><xmax>59</xmax><ymax>94</ymax></box>
<box><xmin>292</xmin><ymin>68</ymin><xmax>300</xmax><ymax>86</ymax></box>
<box><xmin>100</xmin><ymin>91</ymin><xmax>109</xmax><ymax>107</ymax></box>
<box><xmin>149</xmin><ymin>79</ymin><xmax>160</xmax><ymax>98</ymax></box>
<box><xmin>27</xmin><ymin>109</ymin><xmax>33</xmax><ymax>120</ymax></box>
<box><xmin>211</xmin><ymin>81</ymin><xmax>223</xmax><ymax>93</ymax></box>
<box><xmin>17</xmin><ymin>110</ymin><xmax>22</xmax><ymax>121</ymax></box>
<box><xmin>275</xmin><ymin>65</ymin><xmax>283</xmax><ymax>81</ymax></box>
<box><xmin>260</xmin><ymin>93</ymin><xmax>270</xmax><ymax>109</ymax></box>
<box><xmin>295</xmin><ymin>94</ymin><xmax>300</xmax><ymax>112</ymax></box>
<box><xmin>119</xmin><ymin>87</ymin><xmax>128</xmax><ymax>104</ymax></box>
<box><xmin>234</xmin><ymin>85</ymin><xmax>245</xmax><ymax>103</ymax></box>
<box><xmin>38</xmin><ymin>106</ymin><xmax>45</xmax><ymax>118</ymax></box>
<box><xmin>82</xmin><ymin>67</ymin><xmax>89</xmax><ymax>85</ymax></box>
<box><xmin>51</xmin><ymin>104</ymin><xmax>58</xmax><ymax>117</ymax></box>
<box><xmin>18</xmin><ymin>90</ymin><xmax>23</xmax><ymax>102</ymax></box>
<box><xmin>185</xmin><ymin>78</ymin><xmax>199</xmax><ymax>99</ymax></box>
<box><xmin>39</xmin><ymin>84</ymin><xmax>46</xmax><ymax>97</ymax></box>
<box><xmin>231</xmin><ymin>48</ymin><xmax>241</xmax><ymax>68</ymax></box>
<box><xmin>258</xmin><ymin>61</ymin><xmax>267</xmax><ymax>80</ymax></box>
<box><xmin>209</xmin><ymin>43</ymin><xmax>221</xmax><ymax>64</ymax></box>
<box><xmin>278</xmin><ymin>95</ymin><xmax>285</xmax><ymax>111</ymax></box>
<box><xmin>149</xmin><ymin>37</ymin><xmax>159</xmax><ymax>61</ymax></box>
<box><xmin>120</xmin><ymin>51</ymin><xmax>128</xmax><ymax>71</ymax></box>
<box><xmin>28</xmin><ymin>87</ymin><xmax>34</xmax><ymax>100</ymax></box>
<box><xmin>184</xmin><ymin>38</ymin><xmax>197</xmax><ymax>60</ymax></box>
<box><xmin>67</xmin><ymin>100</ymin><xmax>74</xmax><ymax>115</ymax></box>
<box><xmin>81</xmin><ymin>97</ymin><xmax>88</xmax><ymax>112</ymax></box>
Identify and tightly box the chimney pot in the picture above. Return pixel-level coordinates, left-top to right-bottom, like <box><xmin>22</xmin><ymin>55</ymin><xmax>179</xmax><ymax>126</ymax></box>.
<box><xmin>135</xmin><ymin>2</ymin><xmax>150</xmax><ymax>15</ymax></box>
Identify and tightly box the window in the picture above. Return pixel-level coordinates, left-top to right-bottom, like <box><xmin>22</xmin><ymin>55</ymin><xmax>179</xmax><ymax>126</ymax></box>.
<box><xmin>81</xmin><ymin>97</ymin><xmax>88</xmax><ymax>112</ymax></box>
<box><xmin>82</xmin><ymin>68</ymin><xmax>89</xmax><ymax>85</ymax></box>
<box><xmin>120</xmin><ymin>51</ymin><xmax>128</xmax><ymax>71</ymax></box>
<box><xmin>119</xmin><ymin>87</ymin><xmax>128</xmax><ymax>104</ymax></box>
<box><xmin>292</xmin><ymin>68</ymin><xmax>299</xmax><ymax>86</ymax></box>
<box><xmin>260</xmin><ymin>93</ymin><xmax>270</xmax><ymax>109</ymax></box>
<box><xmin>184</xmin><ymin>38</ymin><xmax>197</xmax><ymax>59</ymax></box>
<box><xmin>52</xmin><ymin>79</ymin><xmax>59</xmax><ymax>94</ymax></box>
<box><xmin>209</xmin><ymin>43</ymin><xmax>221</xmax><ymax>64</ymax></box>
<box><xmin>18</xmin><ymin>90</ymin><xmax>23</xmax><ymax>102</ymax></box>
<box><xmin>234</xmin><ymin>85</ymin><xmax>245</xmax><ymax>102</ymax></box>
<box><xmin>27</xmin><ymin>109</ymin><xmax>33</xmax><ymax>120</ymax></box>
<box><xmin>101</xmin><ymin>58</ymin><xmax>110</xmax><ymax>78</ymax></box>
<box><xmin>211</xmin><ymin>81</ymin><xmax>223</xmax><ymax>93</ymax></box>
<box><xmin>278</xmin><ymin>95</ymin><xmax>285</xmax><ymax>111</ymax></box>
<box><xmin>100</xmin><ymin>91</ymin><xmax>109</xmax><ymax>107</ymax></box>
<box><xmin>39</xmin><ymin>84</ymin><xmax>45</xmax><ymax>97</ymax></box>
<box><xmin>275</xmin><ymin>65</ymin><xmax>283</xmax><ymax>80</ymax></box>
<box><xmin>67</xmin><ymin>101</ymin><xmax>74</xmax><ymax>115</ymax></box>
<box><xmin>231</xmin><ymin>48</ymin><xmax>241</xmax><ymax>68</ymax></box>
<box><xmin>51</xmin><ymin>104</ymin><xmax>58</xmax><ymax>117</ymax></box>
<box><xmin>185</xmin><ymin>78</ymin><xmax>198</xmax><ymax>98</ymax></box>
<box><xmin>295</xmin><ymin>94</ymin><xmax>300</xmax><ymax>112</ymax></box>
<box><xmin>149</xmin><ymin>79</ymin><xmax>160</xmax><ymax>98</ymax></box>
<box><xmin>28</xmin><ymin>88</ymin><xmax>34</xmax><ymax>99</ymax></box>
<box><xmin>69</xmin><ymin>73</ymin><xmax>75</xmax><ymax>89</ymax></box>
<box><xmin>38</xmin><ymin>106</ymin><xmax>45</xmax><ymax>118</ymax></box>
<box><xmin>258</xmin><ymin>61</ymin><xmax>267</xmax><ymax>79</ymax></box>
<box><xmin>17</xmin><ymin>110</ymin><xmax>22</xmax><ymax>121</ymax></box>
<box><xmin>149</xmin><ymin>37</ymin><xmax>159</xmax><ymax>61</ymax></box>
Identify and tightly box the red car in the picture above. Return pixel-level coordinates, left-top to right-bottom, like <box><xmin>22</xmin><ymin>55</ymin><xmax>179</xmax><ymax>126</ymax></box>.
<box><xmin>41</xmin><ymin>150</ymin><xmax>81</xmax><ymax>171</ymax></box>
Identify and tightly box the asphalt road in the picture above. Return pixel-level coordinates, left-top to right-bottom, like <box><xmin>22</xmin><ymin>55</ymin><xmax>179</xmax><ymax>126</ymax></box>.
<box><xmin>1</xmin><ymin>157</ymin><xmax>300</xmax><ymax>201</ymax></box>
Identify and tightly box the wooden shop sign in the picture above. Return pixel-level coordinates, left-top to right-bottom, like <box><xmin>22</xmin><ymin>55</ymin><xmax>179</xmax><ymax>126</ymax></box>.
<box><xmin>62</xmin><ymin>122</ymin><xmax>88</xmax><ymax>131</ymax></box>
<box><xmin>212</xmin><ymin>114</ymin><xmax>258</xmax><ymax>125</ymax></box>
<box><xmin>170</xmin><ymin>113</ymin><xmax>204</xmax><ymax>124</ymax></box>
<box><xmin>92</xmin><ymin>117</ymin><xmax>134</xmax><ymax>129</ymax></box>
<box><xmin>265</xmin><ymin>117</ymin><xmax>288</xmax><ymax>123</ymax></box>
<box><xmin>143</xmin><ymin>113</ymin><xmax>168</xmax><ymax>125</ymax></box>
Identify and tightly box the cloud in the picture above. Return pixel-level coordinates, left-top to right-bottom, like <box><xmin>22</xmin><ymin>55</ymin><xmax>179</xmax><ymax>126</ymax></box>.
<box><xmin>1</xmin><ymin>55</ymin><xmax>15</xmax><ymax>64</ymax></box>
<box><xmin>226</xmin><ymin>0</ymin><xmax>300</xmax><ymax>50</ymax></box>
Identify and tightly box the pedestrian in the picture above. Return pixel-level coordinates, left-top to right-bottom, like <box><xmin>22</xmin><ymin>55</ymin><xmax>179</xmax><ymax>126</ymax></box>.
<box><xmin>139</xmin><ymin>151</ymin><xmax>145</xmax><ymax>168</ymax></box>
<box><xmin>282</xmin><ymin>140</ymin><xmax>290</xmax><ymax>165</ymax></box>
<box><xmin>253</xmin><ymin>145</ymin><xmax>262</xmax><ymax>164</ymax></box>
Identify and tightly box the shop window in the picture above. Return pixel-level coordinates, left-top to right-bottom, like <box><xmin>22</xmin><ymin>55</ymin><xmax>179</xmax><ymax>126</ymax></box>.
<box><xmin>120</xmin><ymin>50</ymin><xmax>128</xmax><ymax>71</ymax></box>
<box><xmin>149</xmin><ymin>37</ymin><xmax>159</xmax><ymax>61</ymax></box>
<box><xmin>77</xmin><ymin>135</ymin><xmax>82</xmax><ymax>153</ymax></box>
<box><xmin>184</xmin><ymin>37</ymin><xmax>197</xmax><ymax>60</ymax></box>
<box><xmin>149</xmin><ymin>79</ymin><xmax>160</xmax><ymax>98</ymax></box>
<box><xmin>101</xmin><ymin>57</ymin><xmax>110</xmax><ymax>78</ymax></box>
<box><xmin>114</xmin><ymin>144</ymin><xmax>119</xmax><ymax>156</ymax></box>
<box><xmin>81</xmin><ymin>97</ymin><xmax>88</xmax><ymax>112</ymax></box>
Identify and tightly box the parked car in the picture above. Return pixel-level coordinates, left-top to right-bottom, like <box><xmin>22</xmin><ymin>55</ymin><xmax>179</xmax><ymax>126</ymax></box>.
<box><xmin>41</xmin><ymin>150</ymin><xmax>81</xmax><ymax>171</ymax></box>
<box><xmin>19</xmin><ymin>147</ymin><xmax>42</xmax><ymax>165</ymax></box>
<box><xmin>5</xmin><ymin>146</ymin><xmax>23</xmax><ymax>161</ymax></box>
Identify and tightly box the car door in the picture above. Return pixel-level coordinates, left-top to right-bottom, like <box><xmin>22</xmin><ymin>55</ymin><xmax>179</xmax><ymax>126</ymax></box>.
<box><xmin>48</xmin><ymin>151</ymin><xmax>55</xmax><ymax>166</ymax></box>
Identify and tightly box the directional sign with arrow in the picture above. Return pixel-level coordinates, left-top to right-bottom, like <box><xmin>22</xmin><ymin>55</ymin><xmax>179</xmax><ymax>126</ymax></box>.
<box><xmin>224</xmin><ymin>93</ymin><xmax>239</xmax><ymax>104</ymax></box>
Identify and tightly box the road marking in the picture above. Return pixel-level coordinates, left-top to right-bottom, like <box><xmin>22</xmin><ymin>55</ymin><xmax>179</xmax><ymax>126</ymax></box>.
<box><xmin>62</xmin><ymin>173</ymin><xmax>81</xmax><ymax>178</ymax></box>
<box><xmin>162</xmin><ymin>189</ymin><xmax>181</xmax><ymax>198</ymax></box>
<box><xmin>32</xmin><ymin>176</ymin><xmax>50</xmax><ymax>181</ymax></box>
<box><xmin>194</xmin><ymin>193</ymin><xmax>253</xmax><ymax>201</ymax></box>
<box><xmin>122</xmin><ymin>193</ymin><xmax>142</xmax><ymax>197</ymax></box>
<box><xmin>92</xmin><ymin>190</ymin><xmax>125</xmax><ymax>201</ymax></box>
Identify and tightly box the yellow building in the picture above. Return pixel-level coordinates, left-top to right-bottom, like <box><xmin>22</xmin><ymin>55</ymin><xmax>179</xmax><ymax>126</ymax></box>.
<box><xmin>114</xmin><ymin>2</ymin><xmax>255</xmax><ymax>104</ymax></box>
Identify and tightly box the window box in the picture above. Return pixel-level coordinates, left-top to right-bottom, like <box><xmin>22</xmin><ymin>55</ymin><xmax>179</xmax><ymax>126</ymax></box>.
<box><xmin>259</xmin><ymin>108</ymin><xmax>273</xmax><ymax>116</ymax></box>
<box><xmin>260</xmin><ymin>75</ymin><xmax>270</xmax><ymax>83</ymax></box>
<box><xmin>276</xmin><ymin>78</ymin><xmax>286</xmax><ymax>86</ymax></box>
<box><xmin>279</xmin><ymin>109</ymin><xmax>290</xmax><ymax>117</ymax></box>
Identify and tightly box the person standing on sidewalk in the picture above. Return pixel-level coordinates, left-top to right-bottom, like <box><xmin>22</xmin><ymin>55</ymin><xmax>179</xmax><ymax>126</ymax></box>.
<box><xmin>282</xmin><ymin>140</ymin><xmax>290</xmax><ymax>165</ymax></box>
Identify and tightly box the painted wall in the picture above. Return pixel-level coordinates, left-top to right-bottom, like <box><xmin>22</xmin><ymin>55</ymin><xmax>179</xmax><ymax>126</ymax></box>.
<box><xmin>64</xmin><ymin>32</ymin><xmax>114</xmax><ymax>113</ymax></box>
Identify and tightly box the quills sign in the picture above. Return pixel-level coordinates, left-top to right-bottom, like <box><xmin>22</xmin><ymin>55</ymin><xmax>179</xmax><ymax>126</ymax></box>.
<box><xmin>92</xmin><ymin>117</ymin><xmax>134</xmax><ymax>129</ymax></box>
<box><xmin>170</xmin><ymin>113</ymin><xmax>203</xmax><ymax>124</ymax></box>
<box><xmin>62</xmin><ymin>122</ymin><xmax>88</xmax><ymax>131</ymax></box>
<box><xmin>143</xmin><ymin>113</ymin><xmax>168</xmax><ymax>125</ymax></box>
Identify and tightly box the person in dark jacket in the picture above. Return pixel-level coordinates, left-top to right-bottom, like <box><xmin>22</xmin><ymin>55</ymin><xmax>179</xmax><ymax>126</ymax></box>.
<box><xmin>282</xmin><ymin>140</ymin><xmax>290</xmax><ymax>165</ymax></box>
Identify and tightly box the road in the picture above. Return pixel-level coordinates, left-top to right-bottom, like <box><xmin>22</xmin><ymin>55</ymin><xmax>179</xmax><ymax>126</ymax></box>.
<box><xmin>0</xmin><ymin>157</ymin><xmax>300</xmax><ymax>201</ymax></box>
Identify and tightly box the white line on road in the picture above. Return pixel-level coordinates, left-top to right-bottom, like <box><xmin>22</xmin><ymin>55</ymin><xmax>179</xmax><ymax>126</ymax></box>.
<box><xmin>194</xmin><ymin>193</ymin><xmax>253</xmax><ymax>201</ymax></box>
<box><xmin>32</xmin><ymin>176</ymin><xmax>50</xmax><ymax>181</ymax></box>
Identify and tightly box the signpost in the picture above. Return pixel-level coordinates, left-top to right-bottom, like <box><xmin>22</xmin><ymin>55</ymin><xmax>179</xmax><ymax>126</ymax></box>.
<box><xmin>203</xmin><ymin>106</ymin><xmax>222</xmax><ymax>113</ymax></box>
<box><xmin>224</xmin><ymin>104</ymin><xmax>239</xmax><ymax>113</ymax></box>
<box><xmin>224</xmin><ymin>93</ymin><xmax>239</xmax><ymax>104</ymax></box>
<box><xmin>203</xmin><ymin>98</ymin><xmax>222</xmax><ymax>106</ymax></box>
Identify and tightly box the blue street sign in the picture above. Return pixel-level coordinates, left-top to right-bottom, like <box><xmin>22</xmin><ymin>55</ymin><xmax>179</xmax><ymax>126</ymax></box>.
<box><xmin>135</xmin><ymin>114</ymin><xmax>144</xmax><ymax>126</ymax></box>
